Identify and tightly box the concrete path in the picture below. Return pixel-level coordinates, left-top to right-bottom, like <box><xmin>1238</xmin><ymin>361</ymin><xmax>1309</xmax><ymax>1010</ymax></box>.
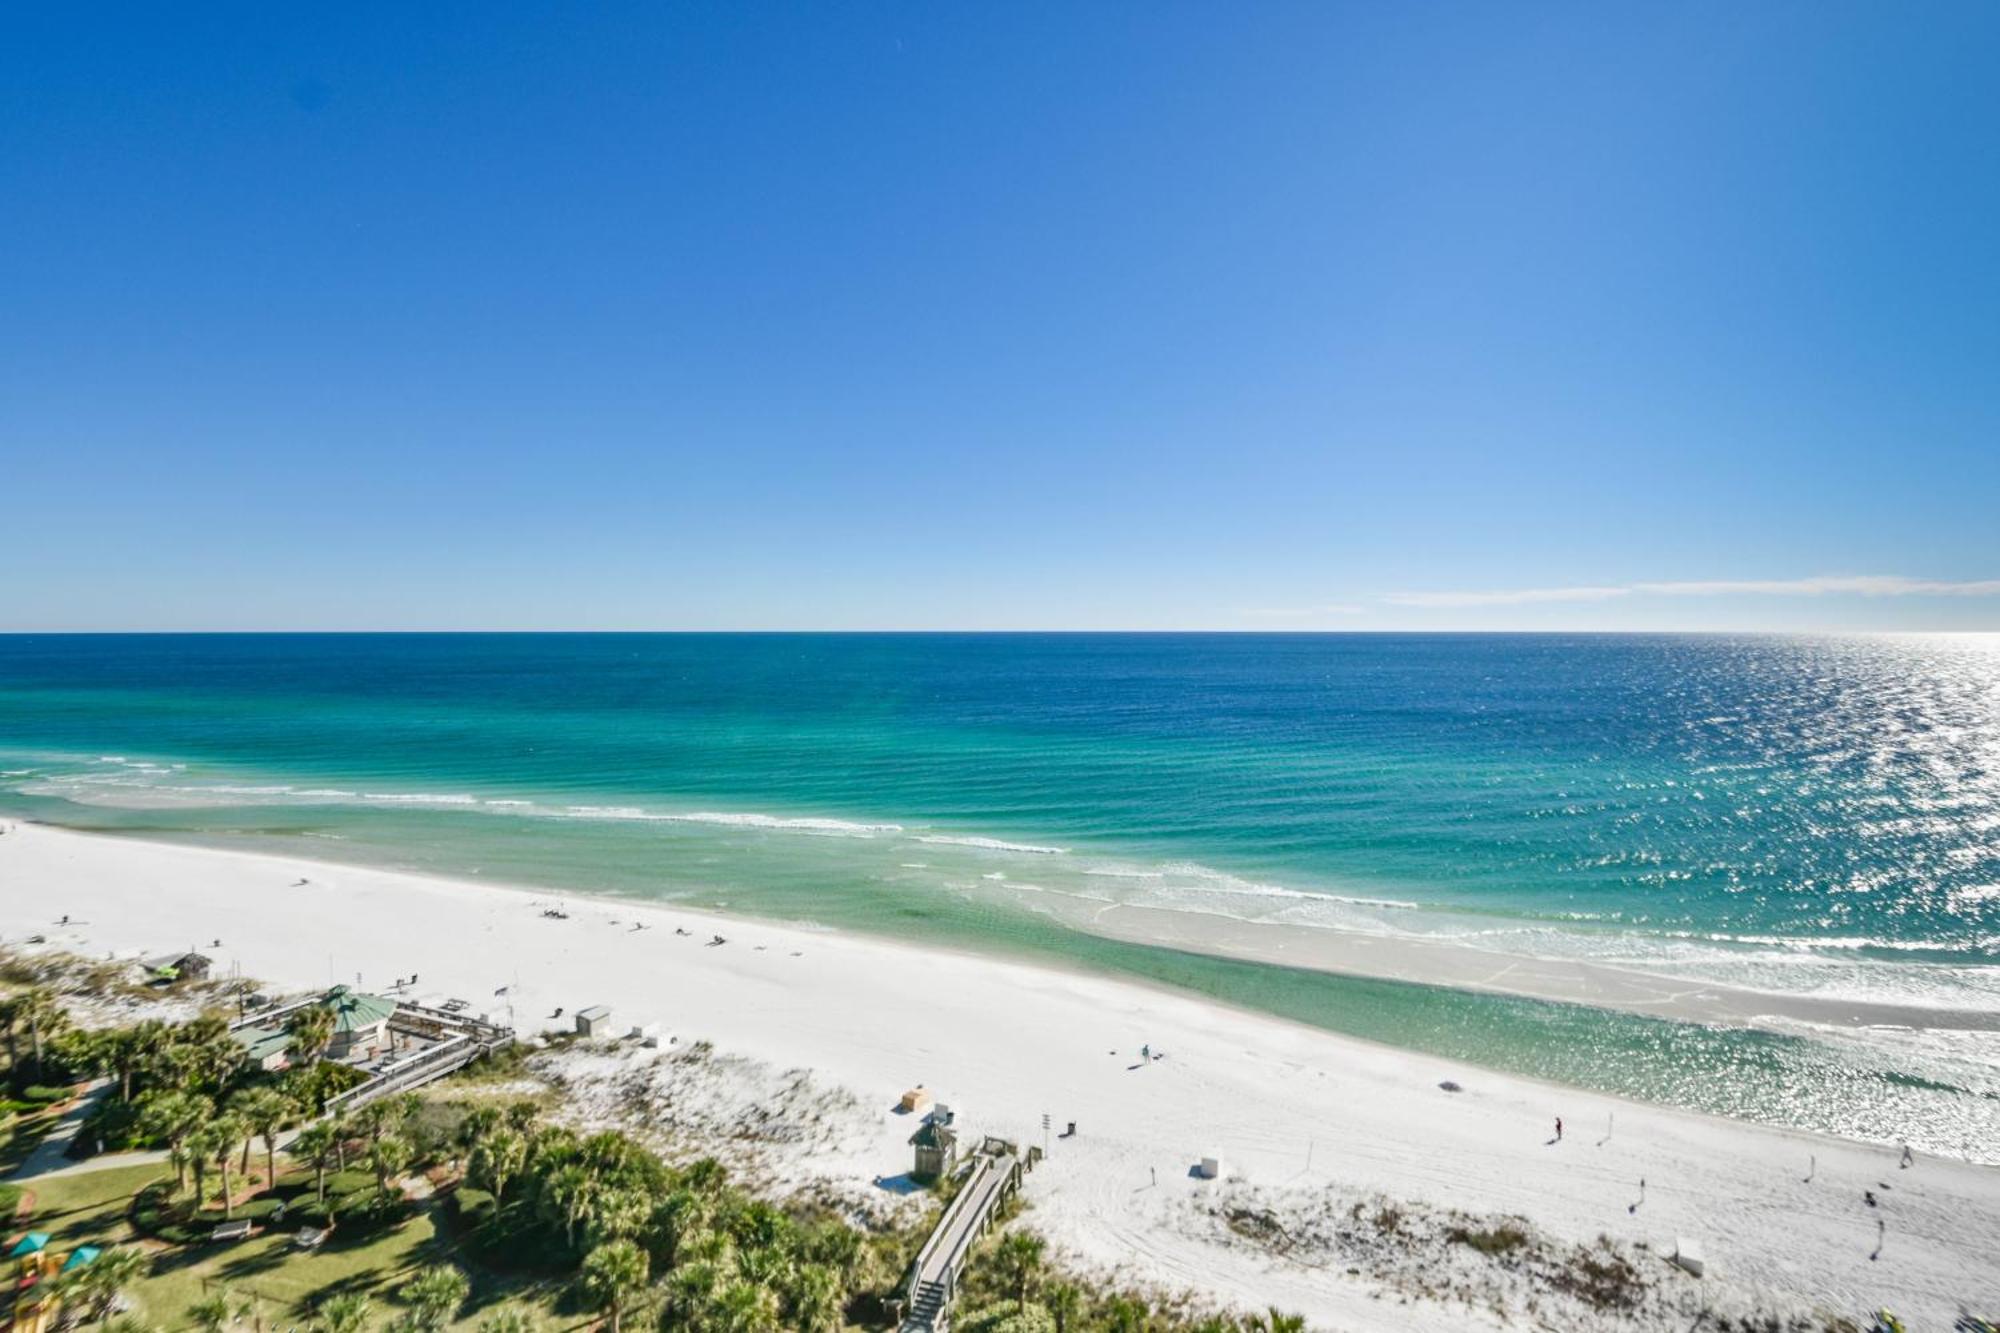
<box><xmin>7</xmin><ymin>1079</ymin><xmax>114</xmax><ymax>1181</ymax></box>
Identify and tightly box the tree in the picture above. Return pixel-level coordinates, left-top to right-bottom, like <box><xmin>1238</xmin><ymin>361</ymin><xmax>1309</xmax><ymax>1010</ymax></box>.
<box><xmin>370</xmin><ymin>1132</ymin><xmax>413</xmax><ymax>1196</ymax></box>
<box><xmin>187</xmin><ymin>1294</ymin><xmax>236</xmax><ymax>1333</ymax></box>
<box><xmin>290</xmin><ymin>1120</ymin><xmax>341</xmax><ymax>1203</ymax></box>
<box><xmin>476</xmin><ymin>1311</ymin><xmax>536</xmax><ymax>1333</ymax></box>
<box><xmin>543</xmin><ymin>1162</ymin><xmax>595</xmax><ymax>1250</ymax></box>
<box><xmin>1044</xmin><ymin>1283</ymin><xmax>1083</xmax><ymax>1333</ymax></box>
<box><xmin>396</xmin><ymin>1265</ymin><xmax>469</xmax><ymax>1333</ymax></box>
<box><xmin>61</xmin><ymin>1245</ymin><xmax>150</xmax><ymax>1322</ymax></box>
<box><xmin>785</xmin><ymin>1264</ymin><xmax>841</xmax><ymax>1333</ymax></box>
<box><xmin>202</xmin><ymin>1112</ymin><xmax>251</xmax><ymax>1218</ymax></box>
<box><xmin>996</xmin><ymin>1231</ymin><xmax>1047</xmax><ymax>1309</ymax></box>
<box><xmin>578</xmin><ymin>1239</ymin><xmax>649</xmax><ymax>1333</ymax></box>
<box><xmin>469</xmin><ymin>1127</ymin><xmax>527</xmax><ymax>1203</ymax></box>
<box><xmin>664</xmin><ymin>1262</ymin><xmax>722</xmax><ymax>1331</ymax></box>
<box><xmin>314</xmin><ymin>1293</ymin><xmax>372</xmax><ymax>1333</ymax></box>
<box><xmin>138</xmin><ymin>1090</ymin><xmax>210</xmax><ymax>1192</ymax></box>
<box><xmin>285</xmin><ymin>1005</ymin><xmax>337</xmax><ymax>1066</ymax></box>
<box><xmin>15</xmin><ymin>987</ymin><xmax>68</xmax><ymax>1081</ymax></box>
<box><xmin>108</xmin><ymin>1022</ymin><xmax>168</xmax><ymax>1102</ymax></box>
<box><xmin>709</xmin><ymin>1282</ymin><xmax>778</xmax><ymax>1333</ymax></box>
<box><xmin>231</xmin><ymin>1087</ymin><xmax>294</xmax><ymax>1189</ymax></box>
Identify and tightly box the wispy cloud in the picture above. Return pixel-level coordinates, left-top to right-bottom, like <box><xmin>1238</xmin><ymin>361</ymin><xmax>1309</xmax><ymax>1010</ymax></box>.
<box><xmin>1383</xmin><ymin>575</ymin><xmax>2000</xmax><ymax>609</ymax></box>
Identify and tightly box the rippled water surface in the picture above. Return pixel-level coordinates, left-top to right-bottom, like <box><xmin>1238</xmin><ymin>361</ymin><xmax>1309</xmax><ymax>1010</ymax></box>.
<box><xmin>2</xmin><ymin>633</ymin><xmax>1996</xmax><ymax>1156</ymax></box>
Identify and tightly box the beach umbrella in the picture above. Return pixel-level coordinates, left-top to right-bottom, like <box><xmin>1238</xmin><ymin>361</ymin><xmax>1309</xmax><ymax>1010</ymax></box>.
<box><xmin>9</xmin><ymin>1233</ymin><xmax>51</xmax><ymax>1257</ymax></box>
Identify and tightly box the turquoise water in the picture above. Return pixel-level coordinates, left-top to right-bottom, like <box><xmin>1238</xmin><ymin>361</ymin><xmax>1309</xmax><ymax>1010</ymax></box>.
<box><xmin>1</xmin><ymin>633</ymin><xmax>1996</xmax><ymax>1158</ymax></box>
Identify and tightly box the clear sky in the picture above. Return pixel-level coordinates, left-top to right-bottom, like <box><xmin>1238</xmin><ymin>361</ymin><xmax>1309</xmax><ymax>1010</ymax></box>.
<box><xmin>4</xmin><ymin>3</ymin><xmax>1997</xmax><ymax>631</ymax></box>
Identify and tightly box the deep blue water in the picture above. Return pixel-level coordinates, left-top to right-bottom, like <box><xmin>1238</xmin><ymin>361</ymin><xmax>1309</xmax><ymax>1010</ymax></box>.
<box><xmin>2</xmin><ymin>633</ymin><xmax>1997</xmax><ymax>1155</ymax></box>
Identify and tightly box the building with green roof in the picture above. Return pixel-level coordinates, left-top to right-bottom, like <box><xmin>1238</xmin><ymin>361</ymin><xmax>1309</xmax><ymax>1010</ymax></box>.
<box><xmin>323</xmin><ymin>985</ymin><xmax>399</xmax><ymax>1060</ymax></box>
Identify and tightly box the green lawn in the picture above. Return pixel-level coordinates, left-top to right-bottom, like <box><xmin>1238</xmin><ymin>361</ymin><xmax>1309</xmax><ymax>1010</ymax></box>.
<box><xmin>11</xmin><ymin>1164</ymin><xmax>580</xmax><ymax>1333</ymax></box>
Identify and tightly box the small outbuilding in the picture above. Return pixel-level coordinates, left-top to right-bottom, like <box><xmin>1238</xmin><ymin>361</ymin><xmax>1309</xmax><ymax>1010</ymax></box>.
<box><xmin>575</xmin><ymin>1005</ymin><xmax>613</xmax><ymax>1037</ymax></box>
<box><xmin>910</xmin><ymin>1112</ymin><xmax>959</xmax><ymax>1183</ymax></box>
<box><xmin>231</xmin><ymin>1025</ymin><xmax>292</xmax><ymax>1072</ymax></box>
<box><xmin>145</xmin><ymin>952</ymin><xmax>213</xmax><ymax>984</ymax></box>
<box><xmin>322</xmin><ymin>985</ymin><xmax>399</xmax><ymax>1061</ymax></box>
<box><xmin>898</xmin><ymin>1087</ymin><xmax>934</xmax><ymax>1115</ymax></box>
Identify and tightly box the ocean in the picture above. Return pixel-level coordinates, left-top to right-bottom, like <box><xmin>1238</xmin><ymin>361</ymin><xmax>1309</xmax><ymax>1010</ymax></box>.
<box><xmin>1</xmin><ymin>632</ymin><xmax>1995</xmax><ymax>1158</ymax></box>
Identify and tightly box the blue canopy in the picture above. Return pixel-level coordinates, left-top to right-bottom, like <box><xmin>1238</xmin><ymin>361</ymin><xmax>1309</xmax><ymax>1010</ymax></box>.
<box><xmin>59</xmin><ymin>1246</ymin><xmax>101</xmax><ymax>1273</ymax></box>
<box><xmin>8</xmin><ymin>1233</ymin><xmax>51</xmax><ymax>1258</ymax></box>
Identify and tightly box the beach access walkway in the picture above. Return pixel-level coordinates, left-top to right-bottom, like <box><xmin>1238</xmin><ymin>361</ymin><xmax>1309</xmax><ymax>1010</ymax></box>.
<box><xmin>898</xmin><ymin>1138</ymin><xmax>1032</xmax><ymax>1333</ymax></box>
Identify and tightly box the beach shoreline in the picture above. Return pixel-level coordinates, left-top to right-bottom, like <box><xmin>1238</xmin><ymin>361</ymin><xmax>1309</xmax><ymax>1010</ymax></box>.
<box><xmin>3</xmin><ymin>820</ymin><xmax>1995</xmax><ymax>1328</ymax></box>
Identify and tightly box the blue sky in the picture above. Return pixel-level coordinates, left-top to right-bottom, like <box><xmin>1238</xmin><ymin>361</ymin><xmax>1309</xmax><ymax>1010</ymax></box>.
<box><xmin>4</xmin><ymin>3</ymin><xmax>1997</xmax><ymax>631</ymax></box>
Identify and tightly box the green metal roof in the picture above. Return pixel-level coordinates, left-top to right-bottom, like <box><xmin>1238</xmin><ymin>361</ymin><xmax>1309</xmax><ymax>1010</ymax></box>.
<box><xmin>323</xmin><ymin>985</ymin><xmax>398</xmax><ymax>1032</ymax></box>
<box><xmin>232</xmin><ymin>1025</ymin><xmax>292</xmax><ymax>1063</ymax></box>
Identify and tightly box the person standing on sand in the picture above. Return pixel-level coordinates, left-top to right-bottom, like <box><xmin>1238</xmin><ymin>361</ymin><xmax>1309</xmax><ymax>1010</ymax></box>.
<box><xmin>1555</xmin><ymin>1117</ymin><xmax>1563</xmax><ymax>1141</ymax></box>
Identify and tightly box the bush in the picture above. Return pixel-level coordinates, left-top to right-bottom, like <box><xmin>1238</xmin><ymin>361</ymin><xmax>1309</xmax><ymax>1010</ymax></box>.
<box><xmin>0</xmin><ymin>1183</ymin><xmax>22</xmax><ymax>1218</ymax></box>
<box><xmin>960</xmin><ymin>1306</ymin><xmax>1056</xmax><ymax>1333</ymax></box>
<box><xmin>21</xmin><ymin>1085</ymin><xmax>72</xmax><ymax>1105</ymax></box>
<box><xmin>1448</xmin><ymin>1224</ymin><xmax>1529</xmax><ymax>1256</ymax></box>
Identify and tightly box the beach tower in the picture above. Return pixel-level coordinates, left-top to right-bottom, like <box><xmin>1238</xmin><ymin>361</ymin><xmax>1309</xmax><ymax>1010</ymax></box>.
<box><xmin>322</xmin><ymin>985</ymin><xmax>399</xmax><ymax>1060</ymax></box>
<box><xmin>910</xmin><ymin>1108</ymin><xmax>959</xmax><ymax>1182</ymax></box>
<box><xmin>575</xmin><ymin>1005</ymin><xmax>613</xmax><ymax>1037</ymax></box>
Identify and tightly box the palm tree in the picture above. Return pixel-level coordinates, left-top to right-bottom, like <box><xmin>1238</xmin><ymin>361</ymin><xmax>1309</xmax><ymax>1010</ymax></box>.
<box><xmin>205</xmin><ymin>1112</ymin><xmax>250</xmax><ymax>1219</ymax></box>
<box><xmin>1044</xmin><ymin>1282</ymin><xmax>1083</xmax><ymax>1333</ymax></box>
<box><xmin>396</xmin><ymin>1265</ymin><xmax>469</xmax><ymax>1333</ymax></box>
<box><xmin>664</xmin><ymin>1262</ymin><xmax>722</xmax><ymax>1331</ymax></box>
<box><xmin>314</xmin><ymin>1292</ymin><xmax>372</xmax><ymax>1333</ymax></box>
<box><xmin>285</xmin><ymin>1004</ymin><xmax>337</xmax><ymax>1066</ymax></box>
<box><xmin>785</xmin><ymin>1263</ymin><xmax>841</xmax><ymax>1333</ymax></box>
<box><xmin>578</xmin><ymin>1239</ymin><xmax>649</xmax><ymax>1333</ymax></box>
<box><xmin>138</xmin><ymin>1090</ymin><xmax>210</xmax><ymax>1192</ymax></box>
<box><xmin>109</xmin><ymin>1022</ymin><xmax>167</xmax><ymax>1103</ymax></box>
<box><xmin>1257</xmin><ymin>1312</ymin><xmax>1305</xmax><ymax>1333</ymax></box>
<box><xmin>231</xmin><ymin>1088</ymin><xmax>294</xmax><ymax>1189</ymax></box>
<box><xmin>995</xmin><ymin>1230</ymin><xmax>1047</xmax><ymax>1309</ymax></box>
<box><xmin>370</xmin><ymin>1132</ymin><xmax>413</xmax><ymax>1196</ymax></box>
<box><xmin>290</xmin><ymin>1120</ymin><xmax>341</xmax><ymax>1203</ymax></box>
<box><xmin>476</xmin><ymin>1312</ymin><xmax>536</xmax><ymax>1333</ymax></box>
<box><xmin>709</xmin><ymin>1282</ymin><xmax>778</xmax><ymax>1333</ymax></box>
<box><xmin>1102</xmin><ymin>1296</ymin><xmax>1149</xmax><ymax>1333</ymax></box>
<box><xmin>187</xmin><ymin>1294</ymin><xmax>236</xmax><ymax>1333</ymax></box>
<box><xmin>16</xmin><ymin>987</ymin><xmax>68</xmax><ymax>1082</ymax></box>
<box><xmin>543</xmin><ymin>1162</ymin><xmax>595</xmax><ymax>1249</ymax></box>
<box><xmin>470</xmin><ymin>1128</ymin><xmax>526</xmax><ymax>1203</ymax></box>
<box><xmin>0</xmin><ymin>994</ymin><xmax>21</xmax><ymax>1084</ymax></box>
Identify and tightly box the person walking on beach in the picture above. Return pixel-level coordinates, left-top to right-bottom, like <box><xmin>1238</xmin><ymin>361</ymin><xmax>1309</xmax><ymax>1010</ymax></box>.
<box><xmin>1554</xmin><ymin>1116</ymin><xmax>1563</xmax><ymax>1142</ymax></box>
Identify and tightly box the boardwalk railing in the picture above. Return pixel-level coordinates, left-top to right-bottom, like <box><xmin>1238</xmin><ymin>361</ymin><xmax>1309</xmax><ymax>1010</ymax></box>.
<box><xmin>232</xmin><ymin>993</ymin><xmax>514</xmax><ymax>1116</ymax></box>
<box><xmin>896</xmin><ymin>1137</ymin><xmax>1033</xmax><ymax>1333</ymax></box>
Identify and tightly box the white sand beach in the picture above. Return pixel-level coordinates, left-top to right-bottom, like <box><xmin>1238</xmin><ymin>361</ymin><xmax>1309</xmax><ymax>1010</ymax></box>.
<box><xmin>3</xmin><ymin>821</ymin><xmax>1995</xmax><ymax>1329</ymax></box>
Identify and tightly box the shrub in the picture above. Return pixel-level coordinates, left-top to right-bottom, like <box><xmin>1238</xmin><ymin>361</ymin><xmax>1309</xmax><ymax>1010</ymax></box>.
<box><xmin>1448</xmin><ymin>1224</ymin><xmax>1529</xmax><ymax>1256</ymax></box>
<box><xmin>21</xmin><ymin>1085</ymin><xmax>72</xmax><ymax>1105</ymax></box>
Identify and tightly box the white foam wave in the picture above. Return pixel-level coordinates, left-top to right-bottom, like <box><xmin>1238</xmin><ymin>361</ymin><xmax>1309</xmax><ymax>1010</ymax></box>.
<box><xmin>914</xmin><ymin>834</ymin><xmax>1068</xmax><ymax>855</ymax></box>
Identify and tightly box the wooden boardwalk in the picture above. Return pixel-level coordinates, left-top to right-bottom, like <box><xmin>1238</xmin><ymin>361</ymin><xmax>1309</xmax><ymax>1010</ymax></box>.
<box><xmin>898</xmin><ymin>1139</ymin><xmax>1030</xmax><ymax>1333</ymax></box>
